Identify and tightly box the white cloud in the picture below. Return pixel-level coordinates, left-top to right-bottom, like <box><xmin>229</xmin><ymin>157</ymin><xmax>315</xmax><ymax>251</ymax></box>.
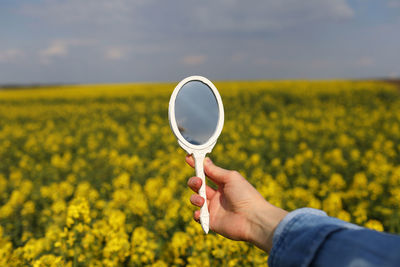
<box><xmin>388</xmin><ymin>72</ymin><xmax>399</xmax><ymax>78</ymax></box>
<box><xmin>39</xmin><ymin>39</ymin><xmax>94</xmax><ymax>64</ymax></box>
<box><xmin>104</xmin><ymin>46</ymin><xmax>130</xmax><ymax>60</ymax></box>
<box><xmin>40</xmin><ymin>41</ymin><xmax>68</xmax><ymax>58</ymax></box>
<box><xmin>355</xmin><ymin>56</ymin><xmax>374</xmax><ymax>67</ymax></box>
<box><xmin>182</xmin><ymin>55</ymin><xmax>206</xmax><ymax>66</ymax></box>
<box><xmin>231</xmin><ymin>53</ymin><xmax>247</xmax><ymax>63</ymax></box>
<box><xmin>0</xmin><ymin>49</ymin><xmax>24</xmax><ymax>63</ymax></box>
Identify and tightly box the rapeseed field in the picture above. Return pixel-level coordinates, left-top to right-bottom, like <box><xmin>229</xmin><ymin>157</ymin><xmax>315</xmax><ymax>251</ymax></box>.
<box><xmin>0</xmin><ymin>80</ymin><xmax>400</xmax><ymax>266</ymax></box>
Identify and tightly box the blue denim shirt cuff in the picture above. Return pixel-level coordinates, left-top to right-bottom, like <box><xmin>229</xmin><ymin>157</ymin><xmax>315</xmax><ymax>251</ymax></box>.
<box><xmin>268</xmin><ymin>208</ymin><xmax>361</xmax><ymax>267</ymax></box>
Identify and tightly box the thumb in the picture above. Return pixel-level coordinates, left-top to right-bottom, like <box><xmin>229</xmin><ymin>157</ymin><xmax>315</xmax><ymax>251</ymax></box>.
<box><xmin>203</xmin><ymin>157</ymin><xmax>231</xmax><ymax>185</ymax></box>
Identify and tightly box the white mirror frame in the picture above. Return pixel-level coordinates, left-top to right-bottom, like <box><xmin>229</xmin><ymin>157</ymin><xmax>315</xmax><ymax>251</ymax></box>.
<box><xmin>168</xmin><ymin>75</ymin><xmax>224</xmax><ymax>234</ymax></box>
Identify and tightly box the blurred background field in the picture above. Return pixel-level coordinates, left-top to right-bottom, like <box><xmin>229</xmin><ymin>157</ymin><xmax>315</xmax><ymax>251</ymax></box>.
<box><xmin>1</xmin><ymin>80</ymin><xmax>400</xmax><ymax>266</ymax></box>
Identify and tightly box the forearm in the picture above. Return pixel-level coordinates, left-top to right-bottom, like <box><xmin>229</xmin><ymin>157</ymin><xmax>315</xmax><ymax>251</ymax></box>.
<box><xmin>246</xmin><ymin>199</ymin><xmax>288</xmax><ymax>252</ymax></box>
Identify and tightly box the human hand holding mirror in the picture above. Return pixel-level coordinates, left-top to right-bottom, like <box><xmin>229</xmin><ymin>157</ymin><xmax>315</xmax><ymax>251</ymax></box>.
<box><xmin>168</xmin><ymin>76</ymin><xmax>224</xmax><ymax>234</ymax></box>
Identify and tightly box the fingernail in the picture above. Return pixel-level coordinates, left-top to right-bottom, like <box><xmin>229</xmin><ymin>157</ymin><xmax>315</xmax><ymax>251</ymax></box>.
<box><xmin>197</xmin><ymin>196</ymin><xmax>204</xmax><ymax>205</ymax></box>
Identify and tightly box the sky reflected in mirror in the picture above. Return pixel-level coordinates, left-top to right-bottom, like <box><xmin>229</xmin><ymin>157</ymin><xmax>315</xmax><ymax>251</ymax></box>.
<box><xmin>175</xmin><ymin>81</ymin><xmax>219</xmax><ymax>145</ymax></box>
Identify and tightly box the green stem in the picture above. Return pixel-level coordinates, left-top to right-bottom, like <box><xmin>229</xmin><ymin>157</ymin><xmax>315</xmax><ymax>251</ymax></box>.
<box><xmin>73</xmin><ymin>241</ymin><xmax>77</xmax><ymax>267</ymax></box>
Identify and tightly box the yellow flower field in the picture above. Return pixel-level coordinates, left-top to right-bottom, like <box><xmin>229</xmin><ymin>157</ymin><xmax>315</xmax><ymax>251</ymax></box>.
<box><xmin>0</xmin><ymin>80</ymin><xmax>400</xmax><ymax>266</ymax></box>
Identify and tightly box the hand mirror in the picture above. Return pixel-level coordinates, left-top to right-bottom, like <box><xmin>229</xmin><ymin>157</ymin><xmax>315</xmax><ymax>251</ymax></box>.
<box><xmin>168</xmin><ymin>76</ymin><xmax>224</xmax><ymax>234</ymax></box>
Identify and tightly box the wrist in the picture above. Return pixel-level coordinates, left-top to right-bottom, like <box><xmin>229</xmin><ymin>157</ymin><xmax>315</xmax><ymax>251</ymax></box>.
<box><xmin>246</xmin><ymin>199</ymin><xmax>288</xmax><ymax>253</ymax></box>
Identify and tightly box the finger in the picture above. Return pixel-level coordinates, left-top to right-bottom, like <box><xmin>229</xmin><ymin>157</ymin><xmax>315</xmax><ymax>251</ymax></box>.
<box><xmin>187</xmin><ymin>177</ymin><xmax>217</xmax><ymax>199</ymax></box>
<box><xmin>203</xmin><ymin>157</ymin><xmax>233</xmax><ymax>184</ymax></box>
<box><xmin>190</xmin><ymin>194</ymin><xmax>205</xmax><ymax>207</ymax></box>
<box><xmin>185</xmin><ymin>154</ymin><xmax>195</xmax><ymax>168</ymax></box>
<box><xmin>187</xmin><ymin>176</ymin><xmax>201</xmax><ymax>191</ymax></box>
<box><xmin>194</xmin><ymin>210</ymin><xmax>200</xmax><ymax>223</ymax></box>
<box><xmin>187</xmin><ymin>156</ymin><xmax>232</xmax><ymax>185</ymax></box>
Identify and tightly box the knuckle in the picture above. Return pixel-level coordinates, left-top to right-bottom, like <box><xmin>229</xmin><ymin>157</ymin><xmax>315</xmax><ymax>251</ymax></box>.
<box><xmin>230</xmin><ymin>170</ymin><xmax>240</xmax><ymax>177</ymax></box>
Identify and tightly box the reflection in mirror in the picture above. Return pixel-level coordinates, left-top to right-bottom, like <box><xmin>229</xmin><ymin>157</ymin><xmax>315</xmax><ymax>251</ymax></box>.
<box><xmin>175</xmin><ymin>81</ymin><xmax>219</xmax><ymax>145</ymax></box>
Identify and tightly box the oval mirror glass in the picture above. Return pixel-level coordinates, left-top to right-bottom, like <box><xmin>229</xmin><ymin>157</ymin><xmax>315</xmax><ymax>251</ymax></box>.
<box><xmin>174</xmin><ymin>81</ymin><xmax>219</xmax><ymax>145</ymax></box>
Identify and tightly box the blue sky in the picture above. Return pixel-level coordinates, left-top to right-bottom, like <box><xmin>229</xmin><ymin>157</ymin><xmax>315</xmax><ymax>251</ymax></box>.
<box><xmin>0</xmin><ymin>0</ymin><xmax>399</xmax><ymax>84</ymax></box>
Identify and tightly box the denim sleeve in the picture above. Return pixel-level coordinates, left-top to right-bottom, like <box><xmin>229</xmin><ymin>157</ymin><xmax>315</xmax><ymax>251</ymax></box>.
<box><xmin>268</xmin><ymin>208</ymin><xmax>400</xmax><ymax>267</ymax></box>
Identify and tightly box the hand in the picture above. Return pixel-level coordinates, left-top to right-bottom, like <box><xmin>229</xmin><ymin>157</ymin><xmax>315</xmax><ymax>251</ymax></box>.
<box><xmin>186</xmin><ymin>155</ymin><xmax>288</xmax><ymax>253</ymax></box>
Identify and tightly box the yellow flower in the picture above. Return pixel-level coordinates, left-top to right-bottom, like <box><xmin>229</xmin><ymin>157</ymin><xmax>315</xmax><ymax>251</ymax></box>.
<box><xmin>33</xmin><ymin>254</ymin><xmax>65</xmax><ymax>267</ymax></box>
<box><xmin>21</xmin><ymin>201</ymin><xmax>35</xmax><ymax>216</ymax></box>
<box><xmin>131</xmin><ymin>227</ymin><xmax>157</xmax><ymax>265</ymax></box>
<box><xmin>354</xmin><ymin>202</ymin><xmax>369</xmax><ymax>224</ymax></box>
<box><xmin>353</xmin><ymin>172</ymin><xmax>368</xmax><ymax>189</ymax></box>
<box><xmin>103</xmin><ymin>231</ymin><xmax>130</xmax><ymax>261</ymax></box>
<box><xmin>365</xmin><ymin>220</ymin><xmax>384</xmax><ymax>232</ymax></box>
<box><xmin>170</xmin><ymin>232</ymin><xmax>191</xmax><ymax>258</ymax></box>
<box><xmin>328</xmin><ymin>173</ymin><xmax>346</xmax><ymax>190</ymax></box>
<box><xmin>22</xmin><ymin>238</ymin><xmax>44</xmax><ymax>261</ymax></box>
<box><xmin>337</xmin><ymin>210</ymin><xmax>351</xmax><ymax>222</ymax></box>
<box><xmin>322</xmin><ymin>193</ymin><xmax>342</xmax><ymax>216</ymax></box>
<box><xmin>66</xmin><ymin>197</ymin><xmax>91</xmax><ymax>228</ymax></box>
<box><xmin>112</xmin><ymin>172</ymin><xmax>130</xmax><ymax>189</ymax></box>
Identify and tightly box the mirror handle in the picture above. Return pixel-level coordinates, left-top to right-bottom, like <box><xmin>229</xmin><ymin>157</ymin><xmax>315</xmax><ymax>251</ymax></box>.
<box><xmin>194</xmin><ymin>152</ymin><xmax>209</xmax><ymax>234</ymax></box>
